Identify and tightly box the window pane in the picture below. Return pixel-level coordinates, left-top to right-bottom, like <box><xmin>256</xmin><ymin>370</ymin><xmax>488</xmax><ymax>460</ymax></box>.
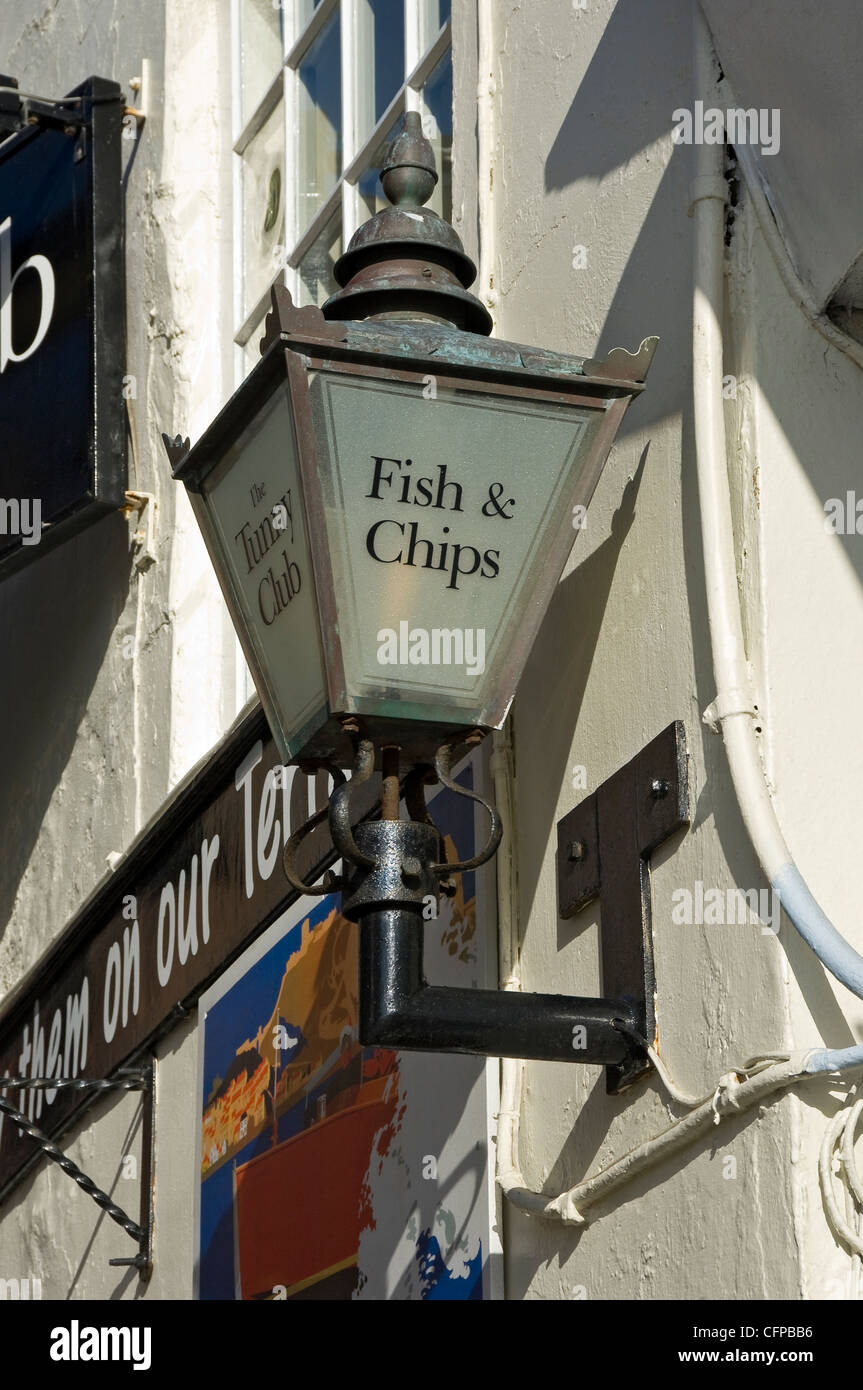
<box><xmin>421</xmin><ymin>48</ymin><xmax>452</xmax><ymax>221</ymax></box>
<box><xmin>357</xmin><ymin>113</ymin><xmax>405</xmax><ymax>220</ymax></box>
<box><xmin>240</xmin><ymin>0</ymin><xmax>283</xmax><ymax>126</ymax></box>
<box><xmin>242</xmin><ymin>99</ymin><xmax>285</xmax><ymax>320</ymax></box>
<box><xmin>298</xmin><ymin>213</ymin><xmax>342</xmax><ymax>306</ymax></box>
<box><xmin>298</xmin><ymin>8</ymin><xmax>342</xmax><ymax>232</ymax></box>
<box><xmin>420</xmin><ymin>0</ymin><xmax>450</xmax><ymax>52</ymax></box>
<box><xmin>359</xmin><ymin>0</ymin><xmax>404</xmax><ymax>146</ymax></box>
<box><xmin>295</xmin><ymin>0</ymin><xmax>325</xmax><ymax>35</ymax></box>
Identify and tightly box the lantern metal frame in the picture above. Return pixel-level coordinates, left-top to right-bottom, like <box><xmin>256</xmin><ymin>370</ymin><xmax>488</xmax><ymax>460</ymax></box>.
<box><xmin>169</xmin><ymin>283</ymin><xmax>657</xmax><ymax>772</ymax></box>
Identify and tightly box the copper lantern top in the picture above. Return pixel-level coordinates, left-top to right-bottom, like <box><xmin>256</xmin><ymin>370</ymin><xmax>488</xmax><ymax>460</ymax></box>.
<box><xmin>322</xmin><ymin>112</ymin><xmax>493</xmax><ymax>335</ymax></box>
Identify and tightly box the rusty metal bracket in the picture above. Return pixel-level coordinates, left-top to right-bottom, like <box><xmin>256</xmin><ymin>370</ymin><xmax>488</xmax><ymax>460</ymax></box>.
<box><xmin>557</xmin><ymin>721</ymin><xmax>690</xmax><ymax>1092</ymax></box>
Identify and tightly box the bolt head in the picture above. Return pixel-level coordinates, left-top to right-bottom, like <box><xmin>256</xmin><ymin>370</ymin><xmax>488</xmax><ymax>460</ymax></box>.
<box><xmin>650</xmin><ymin>778</ymin><xmax>669</xmax><ymax>799</ymax></box>
<box><xmin>568</xmin><ymin>839</ymin><xmax>587</xmax><ymax>863</ymax></box>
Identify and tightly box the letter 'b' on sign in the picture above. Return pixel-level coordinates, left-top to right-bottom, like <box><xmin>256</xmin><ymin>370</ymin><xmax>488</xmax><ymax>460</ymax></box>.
<box><xmin>0</xmin><ymin>216</ymin><xmax>56</xmax><ymax>373</ymax></box>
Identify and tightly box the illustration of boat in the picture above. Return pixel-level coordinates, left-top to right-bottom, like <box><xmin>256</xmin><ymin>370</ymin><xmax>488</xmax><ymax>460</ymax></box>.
<box><xmin>233</xmin><ymin>1064</ymin><xmax>397</xmax><ymax>1300</ymax></box>
<box><xmin>200</xmin><ymin>820</ymin><xmax>480</xmax><ymax>1300</ymax></box>
<box><xmin>200</xmin><ymin>906</ymin><xmax>400</xmax><ymax>1298</ymax></box>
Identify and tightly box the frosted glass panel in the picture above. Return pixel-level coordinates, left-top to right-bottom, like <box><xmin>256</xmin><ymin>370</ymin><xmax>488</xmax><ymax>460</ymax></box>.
<box><xmin>307</xmin><ymin>371</ymin><xmax>605</xmax><ymax>722</ymax></box>
<box><xmin>201</xmin><ymin>386</ymin><xmax>326</xmax><ymax>759</ymax></box>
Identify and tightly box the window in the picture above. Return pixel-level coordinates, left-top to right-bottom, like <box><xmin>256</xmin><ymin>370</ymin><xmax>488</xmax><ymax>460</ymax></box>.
<box><xmin>232</xmin><ymin>0</ymin><xmax>453</xmax><ymax>382</ymax></box>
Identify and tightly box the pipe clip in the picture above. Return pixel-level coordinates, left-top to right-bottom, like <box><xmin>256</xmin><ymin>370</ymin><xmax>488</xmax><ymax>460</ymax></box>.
<box><xmin>702</xmin><ymin>688</ymin><xmax>758</xmax><ymax>733</ymax></box>
<box><xmin>688</xmin><ymin>173</ymin><xmax>729</xmax><ymax>218</ymax></box>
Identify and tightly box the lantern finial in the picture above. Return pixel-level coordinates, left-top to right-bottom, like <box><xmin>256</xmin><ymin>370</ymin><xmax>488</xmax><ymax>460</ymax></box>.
<box><xmin>322</xmin><ymin>112</ymin><xmax>492</xmax><ymax>333</ymax></box>
<box><xmin>380</xmin><ymin>110</ymin><xmax>437</xmax><ymax>207</ymax></box>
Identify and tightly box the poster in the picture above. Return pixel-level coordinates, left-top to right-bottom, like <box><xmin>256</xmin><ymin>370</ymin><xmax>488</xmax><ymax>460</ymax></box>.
<box><xmin>194</xmin><ymin>755</ymin><xmax>500</xmax><ymax>1300</ymax></box>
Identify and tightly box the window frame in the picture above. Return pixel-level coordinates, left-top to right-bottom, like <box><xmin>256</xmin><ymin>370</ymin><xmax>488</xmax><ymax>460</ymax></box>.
<box><xmin>231</xmin><ymin>0</ymin><xmax>453</xmax><ymax>381</ymax></box>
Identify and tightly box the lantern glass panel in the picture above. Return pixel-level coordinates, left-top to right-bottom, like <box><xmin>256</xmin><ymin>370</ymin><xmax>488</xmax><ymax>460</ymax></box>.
<box><xmin>305</xmin><ymin>366</ymin><xmax>607</xmax><ymax>725</ymax></box>
<box><xmin>198</xmin><ymin>382</ymin><xmax>327</xmax><ymax>757</ymax></box>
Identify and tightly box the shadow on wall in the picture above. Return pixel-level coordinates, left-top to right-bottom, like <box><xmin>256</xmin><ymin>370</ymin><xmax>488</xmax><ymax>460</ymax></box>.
<box><xmin>545</xmin><ymin>0</ymin><xmax>683</xmax><ymax>195</ymax></box>
<box><xmin>546</xmin><ymin>0</ymin><xmax>695</xmax><ymax>435</ymax></box>
<box><xmin>511</xmin><ymin>446</ymin><xmax>649</xmax><ymax>954</ymax></box>
<box><xmin>531</xmin><ymin>0</ymin><xmax>863</xmax><ymax>1054</ymax></box>
<box><xmin>548</xmin><ymin>0</ymin><xmax>863</xmax><ymax>679</ymax></box>
<box><xmin>508</xmin><ymin>5</ymin><xmax>696</xmax><ymax>929</ymax></box>
<box><xmin>0</xmin><ymin>512</ymin><xmax>131</xmax><ymax>937</ymax></box>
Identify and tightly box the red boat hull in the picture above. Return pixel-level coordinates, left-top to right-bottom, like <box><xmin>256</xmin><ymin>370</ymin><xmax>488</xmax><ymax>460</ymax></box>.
<box><xmin>234</xmin><ymin>1088</ymin><xmax>396</xmax><ymax>1299</ymax></box>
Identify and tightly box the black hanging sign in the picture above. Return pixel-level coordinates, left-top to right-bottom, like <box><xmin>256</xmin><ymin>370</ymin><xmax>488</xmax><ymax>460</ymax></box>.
<box><xmin>0</xmin><ymin>76</ymin><xmax>126</xmax><ymax>579</ymax></box>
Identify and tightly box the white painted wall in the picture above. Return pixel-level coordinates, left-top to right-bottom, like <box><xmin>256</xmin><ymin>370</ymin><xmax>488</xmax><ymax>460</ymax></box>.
<box><xmin>487</xmin><ymin>0</ymin><xmax>863</xmax><ymax>1300</ymax></box>
<box><xmin>1</xmin><ymin>0</ymin><xmax>862</xmax><ymax>1301</ymax></box>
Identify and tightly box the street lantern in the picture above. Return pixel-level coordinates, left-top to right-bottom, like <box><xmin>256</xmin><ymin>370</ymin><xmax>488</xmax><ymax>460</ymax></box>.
<box><xmin>168</xmin><ymin>114</ymin><xmax>660</xmax><ymax>1084</ymax></box>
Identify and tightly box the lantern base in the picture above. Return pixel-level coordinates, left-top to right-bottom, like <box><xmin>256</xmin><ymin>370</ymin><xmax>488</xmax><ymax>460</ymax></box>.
<box><xmin>287</xmin><ymin>711</ymin><xmax>488</xmax><ymax>773</ymax></box>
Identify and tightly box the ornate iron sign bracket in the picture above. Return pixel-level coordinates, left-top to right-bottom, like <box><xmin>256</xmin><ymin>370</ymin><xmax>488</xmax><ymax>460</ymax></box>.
<box><xmin>557</xmin><ymin>720</ymin><xmax>690</xmax><ymax>1091</ymax></box>
<box><xmin>0</xmin><ymin>1060</ymin><xmax>156</xmax><ymax>1277</ymax></box>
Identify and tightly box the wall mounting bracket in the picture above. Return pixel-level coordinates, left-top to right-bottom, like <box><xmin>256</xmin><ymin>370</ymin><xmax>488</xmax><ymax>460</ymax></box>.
<box><xmin>556</xmin><ymin>720</ymin><xmax>690</xmax><ymax>1091</ymax></box>
<box><xmin>290</xmin><ymin>726</ymin><xmax>688</xmax><ymax>1088</ymax></box>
